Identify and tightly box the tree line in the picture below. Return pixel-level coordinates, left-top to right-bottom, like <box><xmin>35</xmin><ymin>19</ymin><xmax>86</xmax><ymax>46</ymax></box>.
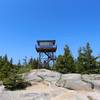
<box><xmin>54</xmin><ymin>42</ymin><xmax>100</xmax><ymax>74</ymax></box>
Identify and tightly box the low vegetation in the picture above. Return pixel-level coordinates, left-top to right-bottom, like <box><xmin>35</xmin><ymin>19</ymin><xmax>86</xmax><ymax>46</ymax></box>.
<box><xmin>0</xmin><ymin>55</ymin><xmax>32</xmax><ymax>90</ymax></box>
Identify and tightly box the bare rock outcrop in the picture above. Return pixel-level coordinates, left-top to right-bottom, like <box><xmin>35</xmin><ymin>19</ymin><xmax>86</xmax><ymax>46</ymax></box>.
<box><xmin>82</xmin><ymin>74</ymin><xmax>100</xmax><ymax>90</ymax></box>
<box><xmin>1</xmin><ymin>69</ymin><xmax>100</xmax><ymax>100</ymax></box>
<box><xmin>25</xmin><ymin>69</ymin><xmax>93</xmax><ymax>90</ymax></box>
<box><xmin>56</xmin><ymin>74</ymin><xmax>92</xmax><ymax>90</ymax></box>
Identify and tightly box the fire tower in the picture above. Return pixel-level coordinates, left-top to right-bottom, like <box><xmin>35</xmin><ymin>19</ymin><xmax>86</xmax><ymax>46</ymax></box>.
<box><xmin>35</xmin><ymin>40</ymin><xmax>57</xmax><ymax>68</ymax></box>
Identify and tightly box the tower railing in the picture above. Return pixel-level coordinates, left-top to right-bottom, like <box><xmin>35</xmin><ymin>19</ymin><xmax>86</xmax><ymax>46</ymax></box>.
<box><xmin>35</xmin><ymin>44</ymin><xmax>57</xmax><ymax>52</ymax></box>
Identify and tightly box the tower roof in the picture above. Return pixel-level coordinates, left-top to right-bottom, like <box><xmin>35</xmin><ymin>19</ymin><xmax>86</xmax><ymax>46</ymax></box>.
<box><xmin>37</xmin><ymin>40</ymin><xmax>56</xmax><ymax>45</ymax></box>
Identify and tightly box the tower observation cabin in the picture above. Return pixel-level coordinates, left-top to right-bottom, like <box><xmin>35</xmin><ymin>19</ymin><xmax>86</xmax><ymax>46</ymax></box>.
<box><xmin>35</xmin><ymin>40</ymin><xmax>57</xmax><ymax>68</ymax></box>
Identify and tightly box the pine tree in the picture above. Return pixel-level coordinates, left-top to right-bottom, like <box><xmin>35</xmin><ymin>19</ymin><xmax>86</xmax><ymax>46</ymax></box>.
<box><xmin>28</xmin><ymin>58</ymin><xmax>38</xmax><ymax>69</ymax></box>
<box><xmin>3</xmin><ymin>54</ymin><xmax>8</xmax><ymax>62</ymax></box>
<box><xmin>0</xmin><ymin>55</ymin><xmax>11</xmax><ymax>80</ymax></box>
<box><xmin>54</xmin><ymin>55</ymin><xmax>65</xmax><ymax>73</ymax></box>
<box><xmin>10</xmin><ymin>58</ymin><xmax>13</xmax><ymax>65</ymax></box>
<box><xmin>0</xmin><ymin>56</ymin><xmax>31</xmax><ymax>90</ymax></box>
<box><xmin>75</xmin><ymin>47</ymin><xmax>86</xmax><ymax>73</ymax></box>
<box><xmin>76</xmin><ymin>43</ymin><xmax>97</xmax><ymax>73</ymax></box>
<box><xmin>63</xmin><ymin>45</ymin><xmax>75</xmax><ymax>73</ymax></box>
<box><xmin>54</xmin><ymin>45</ymin><xmax>75</xmax><ymax>73</ymax></box>
<box><xmin>17</xmin><ymin>60</ymin><xmax>21</xmax><ymax>67</ymax></box>
<box><xmin>23</xmin><ymin>56</ymin><xmax>27</xmax><ymax>66</ymax></box>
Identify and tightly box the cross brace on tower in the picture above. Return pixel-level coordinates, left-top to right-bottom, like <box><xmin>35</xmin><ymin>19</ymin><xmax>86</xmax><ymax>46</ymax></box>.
<box><xmin>35</xmin><ymin>40</ymin><xmax>57</xmax><ymax>68</ymax></box>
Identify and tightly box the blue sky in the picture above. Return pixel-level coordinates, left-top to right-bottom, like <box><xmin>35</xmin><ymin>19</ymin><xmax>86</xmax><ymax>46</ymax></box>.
<box><xmin>0</xmin><ymin>0</ymin><xmax>100</xmax><ymax>63</ymax></box>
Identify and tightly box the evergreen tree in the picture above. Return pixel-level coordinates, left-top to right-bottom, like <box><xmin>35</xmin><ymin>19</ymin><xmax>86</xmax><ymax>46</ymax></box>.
<box><xmin>76</xmin><ymin>43</ymin><xmax>97</xmax><ymax>73</ymax></box>
<box><xmin>54</xmin><ymin>45</ymin><xmax>75</xmax><ymax>73</ymax></box>
<box><xmin>63</xmin><ymin>45</ymin><xmax>75</xmax><ymax>73</ymax></box>
<box><xmin>0</xmin><ymin>55</ymin><xmax>31</xmax><ymax>90</ymax></box>
<box><xmin>54</xmin><ymin>55</ymin><xmax>64</xmax><ymax>73</ymax></box>
<box><xmin>0</xmin><ymin>55</ymin><xmax>11</xmax><ymax>80</ymax></box>
<box><xmin>3</xmin><ymin>54</ymin><xmax>8</xmax><ymax>62</ymax></box>
<box><xmin>28</xmin><ymin>58</ymin><xmax>38</xmax><ymax>69</ymax></box>
<box><xmin>75</xmin><ymin>47</ymin><xmax>86</xmax><ymax>73</ymax></box>
<box><xmin>23</xmin><ymin>56</ymin><xmax>27</xmax><ymax>66</ymax></box>
<box><xmin>17</xmin><ymin>60</ymin><xmax>22</xmax><ymax>67</ymax></box>
<box><xmin>10</xmin><ymin>58</ymin><xmax>13</xmax><ymax>65</ymax></box>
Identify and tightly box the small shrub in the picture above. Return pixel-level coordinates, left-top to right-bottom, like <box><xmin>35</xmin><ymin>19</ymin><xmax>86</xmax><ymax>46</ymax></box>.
<box><xmin>3</xmin><ymin>74</ymin><xmax>31</xmax><ymax>90</ymax></box>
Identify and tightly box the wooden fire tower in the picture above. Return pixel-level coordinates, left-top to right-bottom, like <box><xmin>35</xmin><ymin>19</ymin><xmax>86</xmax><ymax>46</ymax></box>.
<box><xmin>35</xmin><ymin>40</ymin><xmax>57</xmax><ymax>68</ymax></box>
